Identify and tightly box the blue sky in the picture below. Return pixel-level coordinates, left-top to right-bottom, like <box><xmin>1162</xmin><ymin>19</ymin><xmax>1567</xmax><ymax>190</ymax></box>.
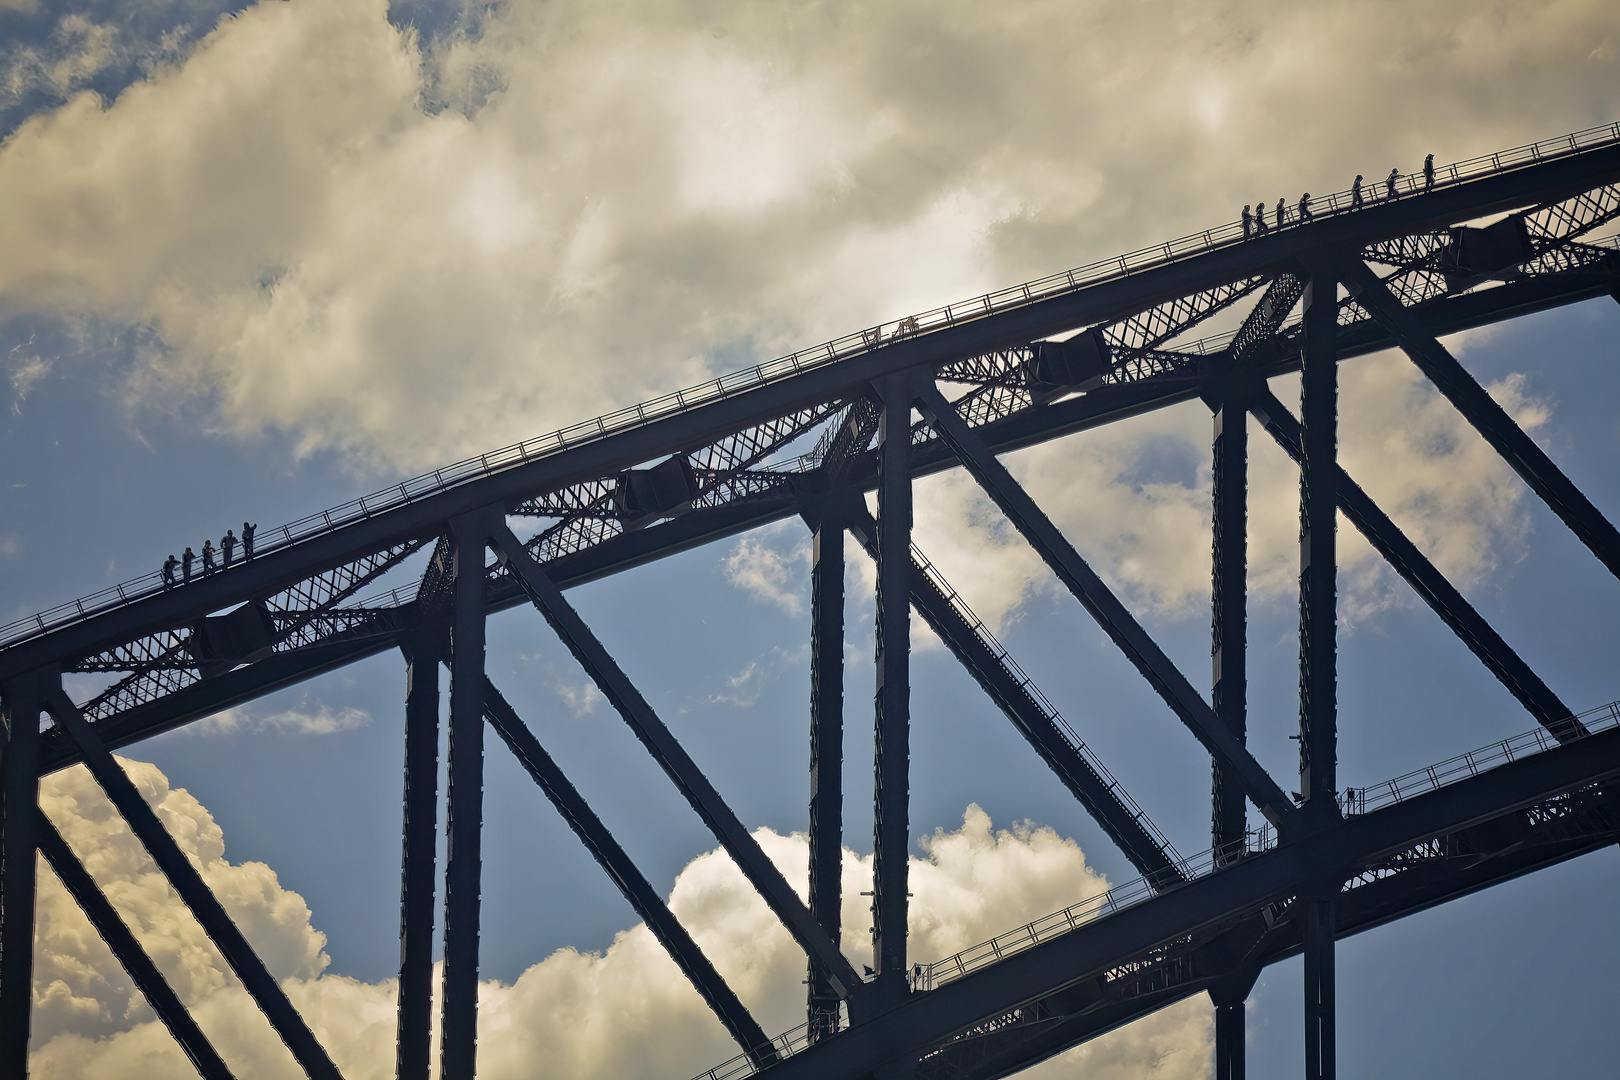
<box><xmin>4</xmin><ymin>1</ymin><xmax>1620</xmax><ymax>1077</ymax></box>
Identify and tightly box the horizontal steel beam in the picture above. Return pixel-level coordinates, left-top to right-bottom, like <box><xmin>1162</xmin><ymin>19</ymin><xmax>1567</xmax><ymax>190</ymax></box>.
<box><xmin>7</xmin><ymin>149</ymin><xmax>1618</xmax><ymax>682</ymax></box>
<box><xmin>946</xmin><ymin>789</ymin><xmax>1620</xmax><ymax>1080</ymax></box>
<box><xmin>753</xmin><ymin>725</ymin><xmax>1620</xmax><ymax>1080</ymax></box>
<box><xmin>31</xmin><ymin>270</ymin><xmax>1619</xmax><ymax>775</ymax></box>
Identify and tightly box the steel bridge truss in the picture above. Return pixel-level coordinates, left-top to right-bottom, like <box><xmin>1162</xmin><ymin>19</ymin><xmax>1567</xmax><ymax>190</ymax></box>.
<box><xmin>4</xmin><ymin>124</ymin><xmax>1620</xmax><ymax>1080</ymax></box>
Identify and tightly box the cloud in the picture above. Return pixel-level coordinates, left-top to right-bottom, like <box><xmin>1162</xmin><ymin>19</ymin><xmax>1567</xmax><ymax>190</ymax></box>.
<box><xmin>694</xmin><ymin>646</ymin><xmax>801</xmax><ymax>708</ymax></box>
<box><xmin>0</xmin><ymin>14</ymin><xmax>119</xmax><ymax>106</ymax></box>
<box><xmin>31</xmin><ymin>760</ymin><xmax>1211</xmax><ymax>1078</ymax></box>
<box><xmin>190</xmin><ymin>703</ymin><xmax>372</xmax><ymax>736</ymax></box>
<box><xmin>722</xmin><ymin>520</ymin><xmax>810</xmax><ymax>615</ymax></box>
<box><xmin>897</xmin><ymin>347</ymin><xmax>1544</xmax><ymax>632</ymax></box>
<box><xmin>0</xmin><ymin>0</ymin><xmax>1614</xmax><ymax>472</ymax></box>
<box><xmin>8</xmin><ymin>336</ymin><xmax>51</xmax><ymax>410</ymax></box>
<box><xmin>0</xmin><ymin>0</ymin><xmax>1588</xmax><ymax>648</ymax></box>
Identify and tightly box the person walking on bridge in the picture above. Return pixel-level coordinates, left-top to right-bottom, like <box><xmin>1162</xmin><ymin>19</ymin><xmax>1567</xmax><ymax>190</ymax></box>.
<box><xmin>1242</xmin><ymin>204</ymin><xmax>1252</xmax><ymax>237</ymax></box>
<box><xmin>202</xmin><ymin>539</ymin><xmax>216</xmax><ymax>575</ymax></box>
<box><xmin>1254</xmin><ymin>199</ymin><xmax>1268</xmax><ymax>234</ymax></box>
<box><xmin>222</xmin><ymin>528</ymin><xmax>236</xmax><ymax>569</ymax></box>
<box><xmin>182</xmin><ymin>546</ymin><xmax>195</xmax><ymax>584</ymax></box>
<box><xmin>1275</xmin><ymin>196</ymin><xmax>1287</xmax><ymax>228</ymax></box>
<box><xmin>1423</xmin><ymin>153</ymin><xmax>1435</xmax><ymax>192</ymax></box>
<box><xmin>1298</xmin><ymin>192</ymin><xmax>1313</xmax><ymax>222</ymax></box>
<box><xmin>1386</xmin><ymin>166</ymin><xmax>1400</xmax><ymax>200</ymax></box>
<box><xmin>243</xmin><ymin>522</ymin><xmax>257</xmax><ymax>561</ymax></box>
<box><xmin>162</xmin><ymin>554</ymin><xmax>178</xmax><ymax>590</ymax></box>
<box><xmin>1351</xmin><ymin>173</ymin><xmax>1364</xmax><ymax>208</ymax></box>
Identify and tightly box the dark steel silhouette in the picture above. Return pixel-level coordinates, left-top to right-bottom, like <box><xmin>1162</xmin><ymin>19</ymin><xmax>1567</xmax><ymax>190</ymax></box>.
<box><xmin>2</xmin><ymin>121</ymin><xmax>1620</xmax><ymax>1080</ymax></box>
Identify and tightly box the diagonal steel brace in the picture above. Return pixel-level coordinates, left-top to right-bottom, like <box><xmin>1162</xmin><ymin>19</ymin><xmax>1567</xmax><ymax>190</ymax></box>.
<box><xmin>487</xmin><ymin>523</ymin><xmax>871</xmax><ymax>1015</ymax></box>
<box><xmin>915</xmin><ymin>385</ymin><xmax>1298</xmax><ymax>827</ymax></box>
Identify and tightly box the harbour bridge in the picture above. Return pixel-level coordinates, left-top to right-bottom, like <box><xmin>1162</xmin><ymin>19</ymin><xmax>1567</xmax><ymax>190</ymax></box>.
<box><xmin>5</xmin><ymin>121</ymin><xmax>1620</xmax><ymax>1080</ymax></box>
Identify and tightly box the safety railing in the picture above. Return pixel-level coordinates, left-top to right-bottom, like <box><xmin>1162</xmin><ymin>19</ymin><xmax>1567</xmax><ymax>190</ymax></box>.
<box><xmin>690</xmin><ymin>694</ymin><xmax>1620</xmax><ymax>1080</ymax></box>
<box><xmin>908</xmin><ymin>543</ymin><xmax>1182</xmax><ymax>864</ymax></box>
<box><xmin>7</xmin><ymin>121</ymin><xmax>1619</xmax><ymax>655</ymax></box>
<box><xmin>1341</xmin><ymin>699</ymin><xmax>1620</xmax><ymax>816</ymax></box>
<box><xmin>911</xmin><ymin>826</ymin><xmax>1274</xmax><ymax>996</ymax></box>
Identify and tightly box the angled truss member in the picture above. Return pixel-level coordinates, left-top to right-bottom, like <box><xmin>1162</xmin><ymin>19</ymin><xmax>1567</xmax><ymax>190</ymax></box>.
<box><xmin>483</xmin><ymin>681</ymin><xmax>778</xmax><ymax>1065</ymax></box>
<box><xmin>36</xmin><ymin>814</ymin><xmax>237</xmax><ymax>1080</ymax></box>
<box><xmin>45</xmin><ymin>686</ymin><xmax>345</xmax><ymax>1080</ymax></box>
<box><xmin>2</xmin><ymin>122</ymin><xmax>1619</xmax><ymax>1080</ymax></box>
<box><xmin>487</xmin><ymin>521</ymin><xmax>870</xmax><ymax>1015</ymax></box>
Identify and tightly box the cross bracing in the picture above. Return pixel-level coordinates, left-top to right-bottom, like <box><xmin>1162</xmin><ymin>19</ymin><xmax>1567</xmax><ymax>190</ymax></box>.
<box><xmin>2</xmin><ymin>122</ymin><xmax>1620</xmax><ymax>1080</ymax></box>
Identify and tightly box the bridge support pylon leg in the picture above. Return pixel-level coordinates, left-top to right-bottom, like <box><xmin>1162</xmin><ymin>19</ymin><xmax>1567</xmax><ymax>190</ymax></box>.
<box><xmin>440</xmin><ymin>512</ymin><xmax>492</xmax><ymax>1080</ymax></box>
<box><xmin>1299</xmin><ymin>268</ymin><xmax>1340</xmax><ymax>1079</ymax></box>
<box><xmin>872</xmin><ymin>374</ymin><xmax>914</xmax><ymax>1012</ymax></box>
<box><xmin>1214</xmin><ymin>999</ymin><xmax>1246</xmax><ymax>1080</ymax></box>
<box><xmin>0</xmin><ymin>671</ymin><xmax>45</xmax><ymax>1077</ymax></box>
<box><xmin>808</xmin><ymin>506</ymin><xmax>846</xmax><ymax>1038</ymax></box>
<box><xmin>1304</xmin><ymin>897</ymin><xmax>1337</xmax><ymax>1080</ymax></box>
<box><xmin>397</xmin><ymin>622</ymin><xmax>444</xmax><ymax>1080</ymax></box>
<box><xmin>1211</xmin><ymin>371</ymin><xmax>1250</xmax><ymax>1076</ymax></box>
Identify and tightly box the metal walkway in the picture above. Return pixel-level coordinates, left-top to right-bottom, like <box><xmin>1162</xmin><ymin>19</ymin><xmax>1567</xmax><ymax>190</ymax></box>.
<box><xmin>4</xmin><ymin>121</ymin><xmax>1620</xmax><ymax>1080</ymax></box>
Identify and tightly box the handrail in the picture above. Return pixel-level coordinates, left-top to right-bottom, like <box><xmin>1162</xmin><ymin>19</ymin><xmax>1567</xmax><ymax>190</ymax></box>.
<box><xmin>6</xmin><ymin>120</ymin><xmax>1620</xmax><ymax>654</ymax></box>
<box><xmin>687</xmin><ymin>696</ymin><xmax>1620</xmax><ymax>1080</ymax></box>
<box><xmin>908</xmin><ymin>543</ymin><xmax>1182</xmax><ymax>863</ymax></box>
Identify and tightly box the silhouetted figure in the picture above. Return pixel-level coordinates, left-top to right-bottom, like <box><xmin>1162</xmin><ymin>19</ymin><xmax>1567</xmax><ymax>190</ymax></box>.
<box><xmin>1423</xmin><ymin>153</ymin><xmax>1435</xmax><ymax>191</ymax></box>
<box><xmin>1254</xmin><ymin>200</ymin><xmax>1268</xmax><ymax>234</ymax></box>
<box><xmin>1241</xmin><ymin>204</ymin><xmax>1253</xmax><ymax>237</ymax></box>
<box><xmin>1351</xmin><ymin>173</ymin><xmax>1364</xmax><ymax>208</ymax></box>
<box><xmin>243</xmin><ymin>522</ymin><xmax>257</xmax><ymax>561</ymax></box>
<box><xmin>1385</xmin><ymin>167</ymin><xmax>1400</xmax><ymax>200</ymax></box>
<box><xmin>162</xmin><ymin>555</ymin><xmax>178</xmax><ymax>590</ymax></box>
<box><xmin>1299</xmin><ymin>192</ymin><xmax>1313</xmax><ymax>222</ymax></box>
<box><xmin>1275</xmin><ymin>196</ymin><xmax>1286</xmax><ymax>228</ymax></box>
<box><xmin>202</xmin><ymin>539</ymin><xmax>216</xmax><ymax>575</ymax></box>
<box><xmin>182</xmin><ymin>547</ymin><xmax>195</xmax><ymax>584</ymax></box>
<box><xmin>222</xmin><ymin>529</ymin><xmax>236</xmax><ymax>569</ymax></box>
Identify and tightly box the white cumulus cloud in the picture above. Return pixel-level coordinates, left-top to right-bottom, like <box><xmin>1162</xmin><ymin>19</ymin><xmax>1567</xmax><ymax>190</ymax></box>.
<box><xmin>30</xmin><ymin>759</ymin><xmax>1211</xmax><ymax>1079</ymax></box>
<box><xmin>0</xmin><ymin>0</ymin><xmax>1614</xmax><ymax>472</ymax></box>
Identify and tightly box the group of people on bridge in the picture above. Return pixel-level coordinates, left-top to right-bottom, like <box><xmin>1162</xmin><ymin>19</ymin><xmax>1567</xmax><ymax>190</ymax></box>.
<box><xmin>1243</xmin><ymin>154</ymin><xmax>1436</xmax><ymax>238</ymax></box>
<box><xmin>162</xmin><ymin>522</ymin><xmax>256</xmax><ymax>588</ymax></box>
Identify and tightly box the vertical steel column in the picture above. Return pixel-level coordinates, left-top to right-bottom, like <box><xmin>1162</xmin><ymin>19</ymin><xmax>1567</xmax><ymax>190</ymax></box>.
<box><xmin>1303</xmin><ymin>898</ymin><xmax>1337</xmax><ymax>1080</ymax></box>
<box><xmin>440</xmin><ymin>514</ymin><xmax>489</xmax><ymax>1080</ymax></box>
<box><xmin>872</xmin><ymin>375</ymin><xmax>913</xmax><ymax>1011</ymax></box>
<box><xmin>1299</xmin><ymin>269</ymin><xmax>1339</xmax><ymax>815</ymax></box>
<box><xmin>397</xmin><ymin>624</ymin><xmax>443</xmax><ymax>1080</ymax></box>
<box><xmin>808</xmin><ymin>510</ymin><xmax>846</xmax><ymax>1039</ymax></box>
<box><xmin>1211</xmin><ymin>380</ymin><xmax>1249</xmax><ymax>1080</ymax></box>
<box><xmin>1212</xmin><ymin>383</ymin><xmax>1249</xmax><ymax>861</ymax></box>
<box><xmin>1214</xmin><ymin>992</ymin><xmax>1246</xmax><ymax>1080</ymax></box>
<box><xmin>0</xmin><ymin>672</ymin><xmax>44</xmax><ymax>1076</ymax></box>
<box><xmin>1300</xmin><ymin>269</ymin><xmax>1338</xmax><ymax>1080</ymax></box>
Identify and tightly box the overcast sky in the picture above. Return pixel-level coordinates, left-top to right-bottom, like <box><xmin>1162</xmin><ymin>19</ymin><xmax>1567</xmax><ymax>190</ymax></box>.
<box><xmin>4</xmin><ymin>1</ymin><xmax>1620</xmax><ymax>1078</ymax></box>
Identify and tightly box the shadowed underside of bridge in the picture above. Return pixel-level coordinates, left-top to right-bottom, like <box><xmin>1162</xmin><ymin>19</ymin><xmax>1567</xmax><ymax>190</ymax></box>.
<box><xmin>5</xmin><ymin>123</ymin><xmax>1620</xmax><ymax>1080</ymax></box>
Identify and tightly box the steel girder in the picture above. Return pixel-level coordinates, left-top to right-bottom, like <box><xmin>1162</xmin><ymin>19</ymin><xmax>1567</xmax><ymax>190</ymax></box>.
<box><xmin>482</xmin><ymin>681</ymin><xmax>779</xmax><ymax>1066</ymax></box>
<box><xmin>28</xmin><ymin>261</ymin><xmax>1618</xmax><ymax>780</ymax></box>
<box><xmin>35</xmin><ymin>814</ymin><xmax>237</xmax><ymax>1080</ymax></box>
<box><xmin>1</xmin><ymin>129</ymin><xmax>1619</xmax><ymax>1080</ymax></box>
<box><xmin>747</xmin><ymin>726</ymin><xmax>1620</xmax><ymax>1080</ymax></box>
